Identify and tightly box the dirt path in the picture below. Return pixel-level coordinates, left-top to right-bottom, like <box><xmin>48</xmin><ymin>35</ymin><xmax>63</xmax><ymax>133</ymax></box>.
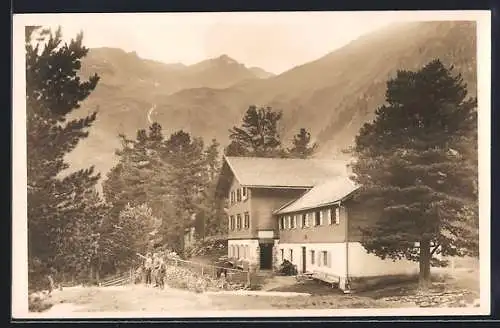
<box><xmin>35</xmin><ymin>283</ymin><xmax>402</xmax><ymax>317</ymax></box>
<box><xmin>46</xmin><ymin>285</ymin><xmax>213</xmax><ymax>314</ymax></box>
<box><xmin>32</xmin><ymin>268</ymin><xmax>480</xmax><ymax>316</ymax></box>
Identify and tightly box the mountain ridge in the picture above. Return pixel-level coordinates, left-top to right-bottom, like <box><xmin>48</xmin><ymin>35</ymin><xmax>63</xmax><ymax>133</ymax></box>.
<box><xmin>65</xmin><ymin>21</ymin><xmax>477</xmax><ymax>180</ymax></box>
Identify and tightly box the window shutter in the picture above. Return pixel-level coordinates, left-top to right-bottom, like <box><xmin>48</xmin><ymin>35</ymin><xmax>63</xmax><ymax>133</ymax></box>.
<box><xmin>294</xmin><ymin>215</ymin><xmax>298</xmax><ymax>228</ymax></box>
<box><xmin>335</xmin><ymin>207</ymin><xmax>340</xmax><ymax>224</ymax></box>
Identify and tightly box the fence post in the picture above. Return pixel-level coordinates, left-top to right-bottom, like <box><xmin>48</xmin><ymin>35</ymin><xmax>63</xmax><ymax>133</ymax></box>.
<box><xmin>246</xmin><ymin>270</ymin><xmax>251</xmax><ymax>287</ymax></box>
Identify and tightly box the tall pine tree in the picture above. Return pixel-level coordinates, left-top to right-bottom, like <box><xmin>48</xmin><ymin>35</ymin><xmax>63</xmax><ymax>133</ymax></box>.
<box><xmin>160</xmin><ymin>130</ymin><xmax>206</xmax><ymax>252</ymax></box>
<box><xmin>194</xmin><ymin>138</ymin><xmax>226</xmax><ymax>240</ymax></box>
<box><xmin>350</xmin><ymin>59</ymin><xmax>478</xmax><ymax>289</ymax></box>
<box><xmin>226</xmin><ymin>105</ymin><xmax>286</xmax><ymax>157</ymax></box>
<box><xmin>287</xmin><ymin>128</ymin><xmax>318</xmax><ymax>159</ymax></box>
<box><xmin>26</xmin><ymin>26</ymin><xmax>103</xmax><ymax>285</ymax></box>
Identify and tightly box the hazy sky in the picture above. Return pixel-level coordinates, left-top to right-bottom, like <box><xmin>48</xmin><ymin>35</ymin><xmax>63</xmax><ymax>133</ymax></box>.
<box><xmin>19</xmin><ymin>11</ymin><xmax>483</xmax><ymax>74</ymax></box>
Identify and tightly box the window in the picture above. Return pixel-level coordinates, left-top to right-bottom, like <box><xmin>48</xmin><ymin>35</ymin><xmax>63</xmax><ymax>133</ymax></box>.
<box><xmin>329</xmin><ymin>208</ymin><xmax>334</xmax><ymax>225</ymax></box>
<box><xmin>244</xmin><ymin>212</ymin><xmax>250</xmax><ymax>229</ymax></box>
<box><xmin>315</xmin><ymin>211</ymin><xmax>321</xmax><ymax>226</ymax></box>
<box><xmin>301</xmin><ymin>214</ymin><xmax>306</xmax><ymax>228</ymax></box>
<box><xmin>279</xmin><ymin>216</ymin><xmax>284</xmax><ymax>230</ymax></box>
<box><xmin>230</xmin><ymin>191</ymin><xmax>235</xmax><ymax>204</ymax></box>
<box><xmin>335</xmin><ymin>207</ymin><xmax>340</xmax><ymax>224</ymax></box>
<box><xmin>290</xmin><ymin>215</ymin><xmax>296</xmax><ymax>229</ymax></box>
<box><xmin>236</xmin><ymin>188</ymin><xmax>242</xmax><ymax>202</ymax></box>
<box><xmin>237</xmin><ymin>214</ymin><xmax>242</xmax><ymax>230</ymax></box>
<box><xmin>322</xmin><ymin>251</ymin><xmax>328</xmax><ymax>267</ymax></box>
<box><xmin>289</xmin><ymin>249</ymin><xmax>293</xmax><ymax>262</ymax></box>
<box><xmin>310</xmin><ymin>250</ymin><xmax>315</xmax><ymax>265</ymax></box>
<box><xmin>287</xmin><ymin>216</ymin><xmax>292</xmax><ymax>229</ymax></box>
<box><xmin>230</xmin><ymin>216</ymin><xmax>235</xmax><ymax>230</ymax></box>
<box><xmin>281</xmin><ymin>249</ymin><xmax>284</xmax><ymax>261</ymax></box>
<box><xmin>242</xmin><ymin>187</ymin><xmax>247</xmax><ymax>199</ymax></box>
<box><xmin>321</xmin><ymin>210</ymin><xmax>328</xmax><ymax>225</ymax></box>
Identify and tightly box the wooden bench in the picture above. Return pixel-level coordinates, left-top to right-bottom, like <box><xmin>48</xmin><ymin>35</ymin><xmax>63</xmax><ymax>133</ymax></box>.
<box><xmin>311</xmin><ymin>271</ymin><xmax>339</xmax><ymax>288</ymax></box>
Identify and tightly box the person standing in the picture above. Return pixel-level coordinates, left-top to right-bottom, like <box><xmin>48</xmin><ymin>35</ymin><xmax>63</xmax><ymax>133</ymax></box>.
<box><xmin>155</xmin><ymin>255</ymin><xmax>166</xmax><ymax>289</ymax></box>
<box><xmin>144</xmin><ymin>253</ymin><xmax>153</xmax><ymax>287</ymax></box>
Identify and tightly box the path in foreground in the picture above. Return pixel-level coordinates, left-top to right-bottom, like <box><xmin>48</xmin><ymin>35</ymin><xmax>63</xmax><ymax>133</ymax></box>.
<box><xmin>42</xmin><ymin>284</ymin><xmax>400</xmax><ymax>315</ymax></box>
<box><xmin>38</xmin><ymin>268</ymin><xmax>479</xmax><ymax>316</ymax></box>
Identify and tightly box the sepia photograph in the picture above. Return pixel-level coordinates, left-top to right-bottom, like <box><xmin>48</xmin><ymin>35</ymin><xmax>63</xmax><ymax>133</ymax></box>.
<box><xmin>12</xmin><ymin>10</ymin><xmax>491</xmax><ymax>318</ymax></box>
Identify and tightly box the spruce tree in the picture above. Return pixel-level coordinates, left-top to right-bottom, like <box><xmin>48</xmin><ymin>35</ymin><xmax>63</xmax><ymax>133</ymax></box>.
<box><xmin>350</xmin><ymin>59</ymin><xmax>478</xmax><ymax>289</ymax></box>
<box><xmin>26</xmin><ymin>26</ymin><xmax>103</xmax><ymax>284</ymax></box>
<box><xmin>195</xmin><ymin>138</ymin><xmax>226</xmax><ymax>239</ymax></box>
<box><xmin>161</xmin><ymin>130</ymin><xmax>206</xmax><ymax>252</ymax></box>
<box><xmin>287</xmin><ymin>128</ymin><xmax>318</xmax><ymax>158</ymax></box>
<box><xmin>227</xmin><ymin>105</ymin><xmax>285</xmax><ymax>157</ymax></box>
<box><xmin>103</xmin><ymin>123</ymin><xmax>175</xmax><ymax>258</ymax></box>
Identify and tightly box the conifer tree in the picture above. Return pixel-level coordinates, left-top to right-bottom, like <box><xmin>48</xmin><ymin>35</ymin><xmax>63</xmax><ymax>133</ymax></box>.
<box><xmin>350</xmin><ymin>59</ymin><xmax>478</xmax><ymax>289</ymax></box>
<box><xmin>26</xmin><ymin>26</ymin><xmax>103</xmax><ymax>284</ymax></box>
<box><xmin>227</xmin><ymin>105</ymin><xmax>285</xmax><ymax>157</ymax></box>
<box><xmin>104</xmin><ymin>126</ymin><xmax>209</xmax><ymax>256</ymax></box>
<box><xmin>195</xmin><ymin>138</ymin><xmax>226</xmax><ymax>239</ymax></box>
<box><xmin>160</xmin><ymin>130</ymin><xmax>206</xmax><ymax>252</ymax></box>
<box><xmin>287</xmin><ymin>128</ymin><xmax>318</xmax><ymax>158</ymax></box>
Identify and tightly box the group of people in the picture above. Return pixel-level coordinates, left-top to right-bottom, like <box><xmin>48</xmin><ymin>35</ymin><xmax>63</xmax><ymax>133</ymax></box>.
<box><xmin>142</xmin><ymin>251</ymin><xmax>167</xmax><ymax>289</ymax></box>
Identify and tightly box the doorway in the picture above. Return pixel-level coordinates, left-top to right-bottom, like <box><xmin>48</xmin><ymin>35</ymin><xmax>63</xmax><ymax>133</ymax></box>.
<box><xmin>259</xmin><ymin>243</ymin><xmax>273</xmax><ymax>270</ymax></box>
<box><xmin>301</xmin><ymin>246</ymin><xmax>307</xmax><ymax>273</ymax></box>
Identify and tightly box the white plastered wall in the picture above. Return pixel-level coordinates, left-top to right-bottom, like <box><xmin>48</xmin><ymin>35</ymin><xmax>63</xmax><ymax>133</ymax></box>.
<box><xmin>347</xmin><ymin>242</ymin><xmax>418</xmax><ymax>277</ymax></box>
<box><xmin>277</xmin><ymin>242</ymin><xmax>418</xmax><ymax>279</ymax></box>
<box><xmin>227</xmin><ymin>239</ymin><xmax>259</xmax><ymax>265</ymax></box>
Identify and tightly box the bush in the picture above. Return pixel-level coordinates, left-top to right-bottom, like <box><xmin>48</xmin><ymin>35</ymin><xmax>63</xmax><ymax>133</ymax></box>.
<box><xmin>185</xmin><ymin>237</ymin><xmax>227</xmax><ymax>259</ymax></box>
<box><xmin>28</xmin><ymin>292</ymin><xmax>54</xmax><ymax>312</ymax></box>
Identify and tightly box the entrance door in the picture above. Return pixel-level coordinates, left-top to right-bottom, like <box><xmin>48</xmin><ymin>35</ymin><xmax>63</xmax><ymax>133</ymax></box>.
<box><xmin>301</xmin><ymin>246</ymin><xmax>307</xmax><ymax>273</ymax></box>
<box><xmin>259</xmin><ymin>243</ymin><xmax>273</xmax><ymax>270</ymax></box>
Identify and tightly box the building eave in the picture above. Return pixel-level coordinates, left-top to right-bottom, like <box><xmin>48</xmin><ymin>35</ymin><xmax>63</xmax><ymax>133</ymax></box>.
<box><xmin>274</xmin><ymin>186</ymin><xmax>361</xmax><ymax>216</ymax></box>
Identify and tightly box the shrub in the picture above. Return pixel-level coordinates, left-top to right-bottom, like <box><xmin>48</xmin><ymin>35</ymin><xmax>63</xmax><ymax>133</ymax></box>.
<box><xmin>28</xmin><ymin>292</ymin><xmax>54</xmax><ymax>312</ymax></box>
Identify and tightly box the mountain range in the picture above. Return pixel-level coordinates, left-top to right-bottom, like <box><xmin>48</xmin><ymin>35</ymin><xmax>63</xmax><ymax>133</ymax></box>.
<box><xmin>65</xmin><ymin>20</ymin><xmax>477</xmax><ymax>180</ymax></box>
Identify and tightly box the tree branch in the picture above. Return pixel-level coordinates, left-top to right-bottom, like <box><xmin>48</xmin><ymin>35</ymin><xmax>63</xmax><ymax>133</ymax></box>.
<box><xmin>430</xmin><ymin>244</ymin><xmax>440</xmax><ymax>256</ymax></box>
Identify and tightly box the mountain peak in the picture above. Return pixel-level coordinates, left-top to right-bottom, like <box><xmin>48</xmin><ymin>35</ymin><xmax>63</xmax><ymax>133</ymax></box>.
<box><xmin>214</xmin><ymin>54</ymin><xmax>239</xmax><ymax>65</ymax></box>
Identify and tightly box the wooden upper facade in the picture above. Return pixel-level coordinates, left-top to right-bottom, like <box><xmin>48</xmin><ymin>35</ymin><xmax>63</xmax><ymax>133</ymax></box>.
<box><xmin>216</xmin><ymin>156</ymin><xmax>352</xmax><ymax>241</ymax></box>
<box><xmin>225</xmin><ymin>171</ymin><xmax>308</xmax><ymax>240</ymax></box>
